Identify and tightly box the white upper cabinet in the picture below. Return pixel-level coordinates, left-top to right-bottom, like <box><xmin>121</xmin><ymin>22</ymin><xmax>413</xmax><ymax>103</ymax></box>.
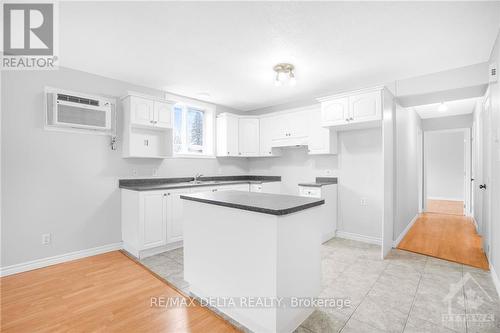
<box><xmin>259</xmin><ymin>115</ymin><xmax>282</xmax><ymax>156</ymax></box>
<box><xmin>216</xmin><ymin>113</ymin><xmax>239</xmax><ymax>157</ymax></box>
<box><xmin>130</xmin><ymin>96</ymin><xmax>155</xmax><ymax>127</ymax></box>
<box><xmin>319</xmin><ymin>87</ymin><xmax>384</xmax><ymax>130</ymax></box>
<box><xmin>238</xmin><ymin>118</ymin><xmax>260</xmax><ymax>156</ymax></box>
<box><xmin>308</xmin><ymin>106</ymin><xmax>338</xmax><ymax>155</ymax></box>
<box><xmin>122</xmin><ymin>94</ymin><xmax>174</xmax><ymax>159</ymax></box>
<box><xmin>349</xmin><ymin>91</ymin><xmax>381</xmax><ymax>123</ymax></box>
<box><xmin>154</xmin><ymin>101</ymin><xmax>173</xmax><ymax>128</ymax></box>
<box><xmin>321</xmin><ymin>97</ymin><xmax>349</xmax><ymax>126</ymax></box>
<box><xmin>128</xmin><ymin>96</ymin><xmax>173</xmax><ymax>129</ymax></box>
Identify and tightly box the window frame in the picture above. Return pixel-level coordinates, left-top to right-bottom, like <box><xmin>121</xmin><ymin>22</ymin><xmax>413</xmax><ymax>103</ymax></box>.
<box><xmin>172</xmin><ymin>101</ymin><xmax>215</xmax><ymax>158</ymax></box>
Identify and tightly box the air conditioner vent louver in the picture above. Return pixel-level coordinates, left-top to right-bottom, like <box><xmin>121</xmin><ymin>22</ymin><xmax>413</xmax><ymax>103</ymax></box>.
<box><xmin>45</xmin><ymin>87</ymin><xmax>116</xmax><ymax>135</ymax></box>
<box><xmin>57</xmin><ymin>93</ymin><xmax>99</xmax><ymax>106</ymax></box>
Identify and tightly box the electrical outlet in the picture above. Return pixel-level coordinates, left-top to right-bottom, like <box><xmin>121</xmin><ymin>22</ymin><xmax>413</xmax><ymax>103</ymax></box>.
<box><xmin>42</xmin><ymin>233</ymin><xmax>51</xmax><ymax>245</ymax></box>
<box><xmin>325</xmin><ymin>169</ymin><xmax>332</xmax><ymax>176</ymax></box>
<box><xmin>360</xmin><ymin>197</ymin><xmax>368</xmax><ymax>206</ymax></box>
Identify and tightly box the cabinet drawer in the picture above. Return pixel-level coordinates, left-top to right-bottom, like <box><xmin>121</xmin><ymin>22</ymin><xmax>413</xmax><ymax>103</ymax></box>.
<box><xmin>299</xmin><ymin>187</ymin><xmax>322</xmax><ymax>198</ymax></box>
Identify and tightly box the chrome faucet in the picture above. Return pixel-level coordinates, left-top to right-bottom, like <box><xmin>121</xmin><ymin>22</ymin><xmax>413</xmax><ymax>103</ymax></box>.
<box><xmin>194</xmin><ymin>173</ymin><xmax>203</xmax><ymax>182</ymax></box>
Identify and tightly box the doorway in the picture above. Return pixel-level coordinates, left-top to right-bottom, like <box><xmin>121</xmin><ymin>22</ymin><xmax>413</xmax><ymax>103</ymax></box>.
<box><xmin>423</xmin><ymin>128</ymin><xmax>471</xmax><ymax>216</ymax></box>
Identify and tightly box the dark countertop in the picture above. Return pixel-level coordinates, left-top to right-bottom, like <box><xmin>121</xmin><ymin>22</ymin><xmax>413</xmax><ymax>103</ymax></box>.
<box><xmin>180</xmin><ymin>190</ymin><xmax>324</xmax><ymax>216</ymax></box>
<box><xmin>119</xmin><ymin>175</ymin><xmax>281</xmax><ymax>191</ymax></box>
<box><xmin>298</xmin><ymin>177</ymin><xmax>338</xmax><ymax>187</ymax></box>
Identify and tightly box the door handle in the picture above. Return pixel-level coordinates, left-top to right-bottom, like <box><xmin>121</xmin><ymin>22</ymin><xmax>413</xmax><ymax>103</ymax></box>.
<box><xmin>479</xmin><ymin>184</ymin><xmax>487</xmax><ymax>190</ymax></box>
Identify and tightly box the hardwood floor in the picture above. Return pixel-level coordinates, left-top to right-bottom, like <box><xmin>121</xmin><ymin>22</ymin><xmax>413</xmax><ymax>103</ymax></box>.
<box><xmin>398</xmin><ymin>212</ymin><xmax>489</xmax><ymax>270</ymax></box>
<box><xmin>426</xmin><ymin>199</ymin><xmax>464</xmax><ymax>215</ymax></box>
<box><xmin>0</xmin><ymin>251</ymin><xmax>239</xmax><ymax>333</ymax></box>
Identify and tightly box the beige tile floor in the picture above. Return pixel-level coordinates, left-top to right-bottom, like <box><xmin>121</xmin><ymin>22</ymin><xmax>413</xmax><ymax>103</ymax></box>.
<box><xmin>140</xmin><ymin>238</ymin><xmax>500</xmax><ymax>333</ymax></box>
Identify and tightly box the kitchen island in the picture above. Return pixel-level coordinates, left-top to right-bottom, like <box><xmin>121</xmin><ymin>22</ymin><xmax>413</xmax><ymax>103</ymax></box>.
<box><xmin>181</xmin><ymin>191</ymin><xmax>324</xmax><ymax>333</ymax></box>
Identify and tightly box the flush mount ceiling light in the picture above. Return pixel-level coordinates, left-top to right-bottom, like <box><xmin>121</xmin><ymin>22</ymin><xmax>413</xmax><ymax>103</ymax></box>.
<box><xmin>273</xmin><ymin>63</ymin><xmax>296</xmax><ymax>86</ymax></box>
<box><xmin>438</xmin><ymin>102</ymin><xmax>448</xmax><ymax>112</ymax></box>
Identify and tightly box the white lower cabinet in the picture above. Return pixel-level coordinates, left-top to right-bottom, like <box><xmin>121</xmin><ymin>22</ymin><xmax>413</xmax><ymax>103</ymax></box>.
<box><xmin>249</xmin><ymin>181</ymin><xmax>282</xmax><ymax>194</ymax></box>
<box><xmin>165</xmin><ymin>188</ymin><xmax>191</xmax><ymax>244</ymax></box>
<box><xmin>142</xmin><ymin>192</ymin><xmax>167</xmax><ymax>248</ymax></box>
<box><xmin>299</xmin><ymin>184</ymin><xmax>337</xmax><ymax>243</ymax></box>
<box><xmin>121</xmin><ymin>183</ymin><xmax>256</xmax><ymax>258</ymax></box>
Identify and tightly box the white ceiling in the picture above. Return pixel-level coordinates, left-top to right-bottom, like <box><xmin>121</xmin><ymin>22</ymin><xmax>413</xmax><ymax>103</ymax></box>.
<box><xmin>414</xmin><ymin>98</ymin><xmax>478</xmax><ymax>119</ymax></box>
<box><xmin>59</xmin><ymin>2</ymin><xmax>500</xmax><ymax>111</ymax></box>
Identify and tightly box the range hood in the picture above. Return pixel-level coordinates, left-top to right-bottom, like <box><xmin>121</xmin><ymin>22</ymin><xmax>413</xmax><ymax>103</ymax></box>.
<box><xmin>271</xmin><ymin>135</ymin><xmax>309</xmax><ymax>148</ymax></box>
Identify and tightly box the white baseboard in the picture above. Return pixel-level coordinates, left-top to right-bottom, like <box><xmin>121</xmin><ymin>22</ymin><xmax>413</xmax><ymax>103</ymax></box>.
<box><xmin>393</xmin><ymin>214</ymin><xmax>419</xmax><ymax>248</ymax></box>
<box><xmin>335</xmin><ymin>231</ymin><xmax>381</xmax><ymax>245</ymax></box>
<box><xmin>0</xmin><ymin>242</ymin><xmax>123</xmax><ymax>277</ymax></box>
<box><xmin>490</xmin><ymin>263</ymin><xmax>500</xmax><ymax>299</ymax></box>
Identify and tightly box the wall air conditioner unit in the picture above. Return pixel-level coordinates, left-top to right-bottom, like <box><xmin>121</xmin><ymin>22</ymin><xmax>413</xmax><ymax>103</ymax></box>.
<box><xmin>45</xmin><ymin>87</ymin><xmax>116</xmax><ymax>135</ymax></box>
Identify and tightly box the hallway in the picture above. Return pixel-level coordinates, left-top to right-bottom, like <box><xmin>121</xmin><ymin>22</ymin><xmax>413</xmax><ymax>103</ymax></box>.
<box><xmin>398</xmin><ymin>212</ymin><xmax>489</xmax><ymax>270</ymax></box>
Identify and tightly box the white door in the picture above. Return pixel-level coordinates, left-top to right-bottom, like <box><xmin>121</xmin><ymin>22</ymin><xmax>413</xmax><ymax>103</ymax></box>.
<box><xmin>480</xmin><ymin>96</ymin><xmax>492</xmax><ymax>258</ymax></box>
<box><xmin>131</xmin><ymin>96</ymin><xmax>154</xmax><ymax>126</ymax></box>
<box><xmin>166</xmin><ymin>189</ymin><xmax>190</xmax><ymax>243</ymax></box>
<box><xmin>349</xmin><ymin>91</ymin><xmax>381</xmax><ymax>123</ymax></box>
<box><xmin>238</xmin><ymin>118</ymin><xmax>260</xmax><ymax>156</ymax></box>
<box><xmin>142</xmin><ymin>193</ymin><xmax>167</xmax><ymax>248</ymax></box>
<box><xmin>321</xmin><ymin>98</ymin><xmax>349</xmax><ymax>126</ymax></box>
<box><xmin>154</xmin><ymin>101</ymin><xmax>173</xmax><ymax>128</ymax></box>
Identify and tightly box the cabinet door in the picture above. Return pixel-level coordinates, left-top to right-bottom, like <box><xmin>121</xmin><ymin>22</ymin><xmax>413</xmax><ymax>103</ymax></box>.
<box><xmin>154</xmin><ymin>101</ymin><xmax>173</xmax><ymax>128</ymax></box>
<box><xmin>165</xmin><ymin>189</ymin><xmax>190</xmax><ymax>243</ymax></box>
<box><xmin>287</xmin><ymin>111</ymin><xmax>309</xmax><ymax>138</ymax></box>
<box><xmin>349</xmin><ymin>91</ymin><xmax>381</xmax><ymax>123</ymax></box>
<box><xmin>142</xmin><ymin>193</ymin><xmax>167</xmax><ymax>248</ymax></box>
<box><xmin>131</xmin><ymin>96</ymin><xmax>154</xmax><ymax>126</ymax></box>
<box><xmin>308</xmin><ymin>107</ymin><xmax>331</xmax><ymax>154</ymax></box>
<box><xmin>259</xmin><ymin>116</ymin><xmax>274</xmax><ymax>156</ymax></box>
<box><xmin>238</xmin><ymin>118</ymin><xmax>260</xmax><ymax>156</ymax></box>
<box><xmin>217</xmin><ymin>115</ymin><xmax>239</xmax><ymax>156</ymax></box>
<box><xmin>321</xmin><ymin>98</ymin><xmax>349</xmax><ymax>126</ymax></box>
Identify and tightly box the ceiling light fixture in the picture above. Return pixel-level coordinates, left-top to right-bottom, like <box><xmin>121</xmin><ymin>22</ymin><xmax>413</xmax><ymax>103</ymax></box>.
<box><xmin>273</xmin><ymin>63</ymin><xmax>296</xmax><ymax>86</ymax></box>
<box><xmin>438</xmin><ymin>102</ymin><xmax>448</xmax><ymax>112</ymax></box>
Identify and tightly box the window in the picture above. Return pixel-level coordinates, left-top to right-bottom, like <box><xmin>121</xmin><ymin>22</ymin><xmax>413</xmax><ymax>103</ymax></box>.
<box><xmin>173</xmin><ymin>103</ymin><xmax>214</xmax><ymax>156</ymax></box>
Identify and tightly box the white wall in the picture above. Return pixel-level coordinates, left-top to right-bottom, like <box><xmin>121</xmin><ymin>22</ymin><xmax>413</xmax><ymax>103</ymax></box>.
<box><xmin>1</xmin><ymin>67</ymin><xmax>249</xmax><ymax>267</ymax></box>
<box><xmin>247</xmin><ymin>148</ymin><xmax>339</xmax><ymax>195</ymax></box>
<box><xmin>425</xmin><ymin>130</ymin><xmax>465</xmax><ymax>201</ymax></box>
<box><xmin>394</xmin><ymin>105</ymin><xmax>422</xmax><ymax>241</ymax></box>
<box><xmin>248</xmin><ymin>128</ymin><xmax>383</xmax><ymax>240</ymax></box>
<box><xmin>422</xmin><ymin>114</ymin><xmax>473</xmax><ymax>131</ymax></box>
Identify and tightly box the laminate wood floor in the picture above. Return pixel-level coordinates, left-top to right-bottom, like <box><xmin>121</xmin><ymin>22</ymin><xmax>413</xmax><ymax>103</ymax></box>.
<box><xmin>426</xmin><ymin>199</ymin><xmax>464</xmax><ymax>215</ymax></box>
<box><xmin>0</xmin><ymin>251</ymin><xmax>239</xmax><ymax>333</ymax></box>
<box><xmin>398</xmin><ymin>212</ymin><xmax>489</xmax><ymax>270</ymax></box>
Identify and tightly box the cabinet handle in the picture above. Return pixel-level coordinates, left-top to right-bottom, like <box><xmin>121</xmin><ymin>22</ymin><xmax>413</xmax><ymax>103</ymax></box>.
<box><xmin>349</xmin><ymin>117</ymin><xmax>354</xmax><ymax>121</ymax></box>
<box><xmin>238</xmin><ymin>152</ymin><xmax>241</xmax><ymax>155</ymax></box>
<box><xmin>212</xmin><ymin>189</ymin><xmax>218</xmax><ymax>192</ymax></box>
<box><xmin>345</xmin><ymin>118</ymin><xmax>350</xmax><ymax>122</ymax></box>
<box><xmin>269</xmin><ymin>152</ymin><xmax>272</xmax><ymax>154</ymax></box>
<box><xmin>227</xmin><ymin>152</ymin><xmax>230</xmax><ymax>155</ymax></box>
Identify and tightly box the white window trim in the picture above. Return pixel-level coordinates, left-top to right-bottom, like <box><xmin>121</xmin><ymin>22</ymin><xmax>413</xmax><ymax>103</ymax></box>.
<box><xmin>170</xmin><ymin>96</ymin><xmax>216</xmax><ymax>158</ymax></box>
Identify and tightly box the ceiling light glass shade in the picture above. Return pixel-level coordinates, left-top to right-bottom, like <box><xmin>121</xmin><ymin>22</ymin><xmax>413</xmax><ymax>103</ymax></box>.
<box><xmin>438</xmin><ymin>102</ymin><xmax>448</xmax><ymax>112</ymax></box>
<box><xmin>273</xmin><ymin>63</ymin><xmax>295</xmax><ymax>86</ymax></box>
